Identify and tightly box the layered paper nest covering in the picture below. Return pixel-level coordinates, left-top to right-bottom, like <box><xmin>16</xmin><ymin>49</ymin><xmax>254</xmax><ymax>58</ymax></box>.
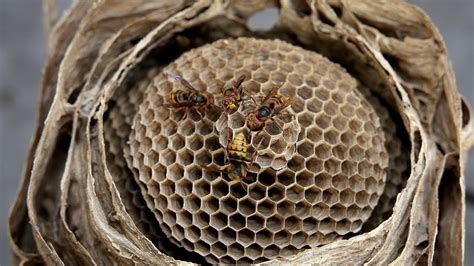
<box><xmin>9</xmin><ymin>0</ymin><xmax>473</xmax><ymax>265</ymax></box>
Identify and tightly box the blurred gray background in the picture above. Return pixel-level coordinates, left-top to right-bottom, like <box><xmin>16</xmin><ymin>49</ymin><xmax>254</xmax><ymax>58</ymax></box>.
<box><xmin>0</xmin><ymin>1</ymin><xmax>472</xmax><ymax>265</ymax></box>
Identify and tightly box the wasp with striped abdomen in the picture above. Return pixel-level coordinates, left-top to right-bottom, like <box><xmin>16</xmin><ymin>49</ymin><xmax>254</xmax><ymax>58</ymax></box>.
<box><xmin>246</xmin><ymin>85</ymin><xmax>293</xmax><ymax>132</ymax></box>
<box><xmin>205</xmin><ymin>130</ymin><xmax>262</xmax><ymax>189</ymax></box>
<box><xmin>163</xmin><ymin>71</ymin><xmax>213</xmax><ymax>117</ymax></box>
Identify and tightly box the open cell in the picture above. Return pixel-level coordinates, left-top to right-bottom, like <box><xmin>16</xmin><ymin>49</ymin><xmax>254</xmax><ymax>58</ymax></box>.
<box><xmin>239</xmin><ymin>197</ymin><xmax>257</xmax><ymax>216</ymax></box>
<box><xmin>229</xmin><ymin>212</ymin><xmax>246</xmax><ymax>230</ymax></box>
<box><xmin>266</xmin><ymin>215</ymin><xmax>284</xmax><ymax>232</ymax></box>
<box><xmin>256</xmin><ymin>229</ymin><xmax>273</xmax><ymax>247</ymax></box>
<box><xmin>238</xmin><ymin>228</ymin><xmax>255</xmax><ymax>243</ymax></box>
<box><xmin>210</xmin><ymin>212</ymin><xmax>228</xmax><ymax>229</ymax></box>
<box><xmin>247</xmin><ymin>214</ymin><xmax>265</xmax><ymax>231</ymax></box>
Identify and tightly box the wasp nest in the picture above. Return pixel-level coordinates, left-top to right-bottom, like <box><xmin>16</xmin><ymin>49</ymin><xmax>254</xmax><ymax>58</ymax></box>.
<box><xmin>9</xmin><ymin>1</ymin><xmax>471</xmax><ymax>265</ymax></box>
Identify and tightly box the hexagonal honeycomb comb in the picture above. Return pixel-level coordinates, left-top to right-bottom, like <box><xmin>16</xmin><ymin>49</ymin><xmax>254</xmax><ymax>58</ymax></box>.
<box><xmin>126</xmin><ymin>38</ymin><xmax>389</xmax><ymax>264</ymax></box>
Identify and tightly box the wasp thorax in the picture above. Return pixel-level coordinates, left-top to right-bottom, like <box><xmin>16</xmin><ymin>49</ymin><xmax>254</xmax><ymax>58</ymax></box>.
<box><xmin>127</xmin><ymin>38</ymin><xmax>389</xmax><ymax>264</ymax></box>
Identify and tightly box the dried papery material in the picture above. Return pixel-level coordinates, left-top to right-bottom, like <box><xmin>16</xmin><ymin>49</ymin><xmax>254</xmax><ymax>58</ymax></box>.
<box><xmin>9</xmin><ymin>0</ymin><xmax>470</xmax><ymax>265</ymax></box>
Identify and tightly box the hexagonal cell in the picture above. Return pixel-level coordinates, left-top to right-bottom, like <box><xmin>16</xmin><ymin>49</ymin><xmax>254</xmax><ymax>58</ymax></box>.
<box><xmin>329</xmin><ymin>203</ymin><xmax>347</xmax><ymax>221</ymax></box>
<box><xmin>268</xmin><ymin>183</ymin><xmax>285</xmax><ymax>202</ymax></box>
<box><xmin>197</xmin><ymin>121</ymin><xmax>213</xmax><ymax>135</ymax></box>
<box><xmin>340</xmin><ymin>104</ymin><xmax>355</xmax><ymax>118</ymax></box>
<box><xmin>263</xmin><ymin>244</ymin><xmax>281</xmax><ymax>258</ymax></box>
<box><xmin>256</xmin><ymin>229</ymin><xmax>273</xmax><ymax>247</ymax></box>
<box><xmin>176</xmin><ymin>178</ymin><xmax>192</xmax><ymax>197</ymax></box>
<box><xmin>270</xmin><ymin>138</ymin><xmax>287</xmax><ymax>154</ymax></box>
<box><xmin>195</xmin><ymin>150</ymin><xmax>212</xmax><ymax>166</ymax></box>
<box><xmin>230</xmin><ymin>182</ymin><xmax>247</xmax><ymax>199</ymax></box>
<box><xmin>229</xmin><ymin>212</ymin><xmax>246</xmax><ymax>230</ymax></box>
<box><xmin>167</xmin><ymin>163</ymin><xmax>184</xmax><ymax>181</ymax></box>
<box><xmin>212</xmin><ymin>150</ymin><xmax>226</xmax><ymax>166</ymax></box>
<box><xmin>188</xmin><ymin>134</ymin><xmax>203</xmax><ymax>150</ymax></box>
<box><xmin>184</xmin><ymin>194</ymin><xmax>201</xmax><ymax>212</ymax></box>
<box><xmin>160</xmin><ymin>149</ymin><xmax>176</xmax><ymax>166</ymax></box>
<box><xmin>170</xmin><ymin>134</ymin><xmax>185</xmax><ymax>150</ymax></box>
<box><xmin>288</xmin><ymin>155</ymin><xmax>305</xmax><ymax>172</ymax></box>
<box><xmin>210</xmin><ymin>212</ymin><xmax>228</xmax><ymax>230</ymax></box>
<box><xmin>348</xmin><ymin>119</ymin><xmax>363</xmax><ymax>133</ymax></box>
<box><xmin>287</xmin><ymin>184</ymin><xmax>304</xmax><ymax>202</ymax></box>
<box><xmin>202</xmin><ymin>227</ymin><xmax>219</xmax><ymax>244</ymax></box>
<box><xmin>340</xmin><ymin>131</ymin><xmax>355</xmax><ymax>147</ymax></box>
<box><xmin>277</xmin><ymin>170</ymin><xmax>296</xmax><ymax>186</ymax></box>
<box><xmin>307</xmin><ymin>98</ymin><xmax>323</xmax><ymax>113</ymax></box>
<box><xmin>314</xmin><ymin>172</ymin><xmax>332</xmax><ymax>190</ymax></box>
<box><xmin>335</xmin><ymin>219</ymin><xmax>352</xmax><ymax>235</ymax></box>
<box><xmin>305</xmin><ymin>158</ymin><xmax>322</xmax><ymax>175</ymax></box>
<box><xmin>303</xmin><ymin>217</ymin><xmax>318</xmax><ymax>234</ymax></box>
<box><xmin>212</xmin><ymin>179</ymin><xmax>229</xmax><ymax>198</ymax></box>
<box><xmin>220</xmin><ymin>196</ymin><xmax>238</xmax><ymax>215</ymax></box>
<box><xmin>295</xmin><ymin>201</ymin><xmax>311</xmax><ymax>218</ymax></box>
<box><xmin>160</xmin><ymin>179</ymin><xmax>174</xmax><ymax>196</ymax></box>
<box><xmin>176</xmin><ymin>210</ymin><xmax>192</xmax><ymax>227</ymax></box>
<box><xmin>258</xmin><ymin>168</ymin><xmax>277</xmax><ymax>186</ymax></box>
<box><xmin>169</xmin><ymin>194</ymin><xmax>184</xmax><ymax>211</ymax></box>
<box><xmin>322</xmin><ymin>188</ymin><xmax>339</xmax><ymax>206</ymax></box>
<box><xmin>274</xmin><ymin>230</ymin><xmax>292</xmax><ymax>246</ymax></box>
<box><xmin>247</xmin><ymin>183</ymin><xmax>265</xmax><ymax>201</ymax></box>
<box><xmin>314</xmin><ymin>88</ymin><xmax>330</xmax><ymax>101</ymax></box>
<box><xmin>315</xmin><ymin>143</ymin><xmax>331</xmax><ymax>160</ymax></box>
<box><xmin>324</xmin><ymin>158</ymin><xmax>341</xmax><ymax>175</ymax></box>
<box><xmin>163</xmin><ymin>210</ymin><xmax>177</xmax><ymax>226</ymax></box>
<box><xmin>177</xmin><ymin>120</ymin><xmax>195</xmax><ymax>136</ymax></box>
<box><xmin>340</xmin><ymin>188</ymin><xmax>355</xmax><ymax>206</ymax></box>
<box><xmin>277</xmin><ymin>200</ymin><xmax>295</xmax><ymax>218</ymax></box>
<box><xmin>172</xmin><ymin>224</ymin><xmax>185</xmax><ymax>241</ymax></box>
<box><xmin>294</xmin><ymin>171</ymin><xmax>313</xmax><ymax>188</ymax></box>
<box><xmin>204</xmin><ymin>135</ymin><xmax>221</xmax><ymax>151</ymax></box>
<box><xmin>355</xmin><ymin>190</ymin><xmax>370</xmax><ymax>207</ymax></box>
<box><xmin>315</xmin><ymin>113</ymin><xmax>331</xmax><ymax>129</ymax></box>
<box><xmin>266</xmin><ymin>215</ymin><xmax>284</xmax><ymax>232</ymax></box>
<box><xmin>144</xmin><ymin>149</ymin><xmax>159</xmax><ymax>167</ymax></box>
<box><xmin>257</xmin><ymin>200</ymin><xmax>275</xmax><ymax>216</ymax></box>
<box><xmin>202</xmin><ymin>195</ymin><xmax>219</xmax><ymax>214</ymax></box>
<box><xmin>186</xmin><ymin>165</ymin><xmax>202</xmax><ymax>181</ymax></box>
<box><xmin>319</xmin><ymin>217</ymin><xmax>336</xmax><ymax>235</ymax></box>
<box><xmin>239</xmin><ymin>197</ymin><xmax>257</xmax><ymax>216</ymax></box>
<box><xmin>220</xmin><ymin>227</ymin><xmax>237</xmax><ymax>245</ymax></box>
<box><xmin>297</xmin><ymin>141</ymin><xmax>314</xmax><ymax>158</ymax></box>
<box><xmin>211</xmin><ymin>241</ymin><xmax>227</xmax><ymax>258</ymax></box>
<box><xmin>194</xmin><ymin>211</ymin><xmax>210</xmax><ymax>229</ymax></box>
<box><xmin>160</xmin><ymin>222</ymin><xmax>172</xmax><ymax>237</ymax></box>
<box><xmin>162</xmin><ymin>120</ymin><xmax>178</xmax><ymax>135</ymax></box>
<box><xmin>177</xmin><ymin>149</ymin><xmax>193</xmax><ymax>166</ymax></box>
<box><xmin>247</xmin><ymin>214</ymin><xmax>265</xmax><ymax>231</ymax></box>
<box><xmin>246</xmin><ymin>243</ymin><xmax>263</xmax><ymax>259</ymax></box>
<box><xmin>152</xmin><ymin>163</ymin><xmax>167</xmax><ymax>182</ymax></box>
<box><xmin>332</xmin><ymin>174</ymin><xmax>349</xmax><ymax>190</ymax></box>
<box><xmin>304</xmin><ymin>186</ymin><xmax>322</xmax><ymax>204</ymax></box>
<box><xmin>185</xmin><ymin>225</ymin><xmax>201</xmax><ymax>242</ymax></box>
<box><xmin>238</xmin><ymin>228</ymin><xmax>255</xmax><ymax>243</ymax></box>
<box><xmin>152</xmin><ymin>136</ymin><xmax>168</xmax><ymax>152</ymax></box>
<box><xmin>349</xmin><ymin>174</ymin><xmax>365</xmax><ymax>192</ymax></box>
<box><xmin>155</xmin><ymin>194</ymin><xmax>168</xmax><ymax>212</ymax></box>
<box><xmin>341</xmin><ymin>160</ymin><xmax>357</xmax><ymax>177</ymax></box>
<box><xmin>292</xmin><ymin>231</ymin><xmax>308</xmax><ymax>248</ymax></box>
<box><xmin>194</xmin><ymin>179</ymin><xmax>211</xmax><ymax>197</ymax></box>
<box><xmin>306</xmin><ymin>126</ymin><xmax>323</xmax><ymax>143</ymax></box>
<box><xmin>358</xmin><ymin>160</ymin><xmax>374</xmax><ymax>177</ymax></box>
<box><xmin>284</xmin><ymin>216</ymin><xmax>302</xmax><ymax>233</ymax></box>
<box><xmin>220</xmin><ymin>255</ymin><xmax>234</xmax><ymax>264</ymax></box>
<box><xmin>194</xmin><ymin>241</ymin><xmax>211</xmax><ymax>256</ymax></box>
<box><xmin>297</xmin><ymin>113</ymin><xmax>314</xmax><ymax>128</ymax></box>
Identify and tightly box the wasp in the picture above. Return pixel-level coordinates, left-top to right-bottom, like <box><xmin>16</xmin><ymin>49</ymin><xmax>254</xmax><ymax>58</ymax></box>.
<box><xmin>216</xmin><ymin>74</ymin><xmax>247</xmax><ymax>145</ymax></box>
<box><xmin>221</xmin><ymin>74</ymin><xmax>246</xmax><ymax>114</ymax></box>
<box><xmin>205</xmin><ymin>130</ymin><xmax>261</xmax><ymax>189</ymax></box>
<box><xmin>163</xmin><ymin>71</ymin><xmax>213</xmax><ymax>117</ymax></box>
<box><xmin>246</xmin><ymin>85</ymin><xmax>293</xmax><ymax>131</ymax></box>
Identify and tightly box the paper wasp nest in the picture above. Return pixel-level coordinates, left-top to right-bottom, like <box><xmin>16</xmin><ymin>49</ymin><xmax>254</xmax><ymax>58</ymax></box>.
<box><xmin>9</xmin><ymin>1</ymin><xmax>471</xmax><ymax>265</ymax></box>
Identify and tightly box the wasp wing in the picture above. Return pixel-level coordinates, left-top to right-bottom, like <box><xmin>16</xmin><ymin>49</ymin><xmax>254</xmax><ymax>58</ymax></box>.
<box><xmin>166</xmin><ymin>70</ymin><xmax>197</xmax><ymax>92</ymax></box>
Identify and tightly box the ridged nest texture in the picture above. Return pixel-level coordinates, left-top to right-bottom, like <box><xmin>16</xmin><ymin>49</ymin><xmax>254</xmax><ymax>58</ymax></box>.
<box><xmin>125</xmin><ymin>38</ymin><xmax>389</xmax><ymax>263</ymax></box>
